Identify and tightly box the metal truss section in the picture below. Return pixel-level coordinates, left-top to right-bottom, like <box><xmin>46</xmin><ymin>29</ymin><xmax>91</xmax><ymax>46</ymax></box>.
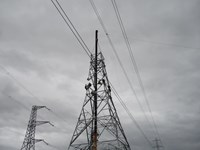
<box><xmin>68</xmin><ymin>52</ymin><xmax>131</xmax><ymax>150</ymax></box>
<box><xmin>20</xmin><ymin>105</ymin><xmax>53</xmax><ymax>150</ymax></box>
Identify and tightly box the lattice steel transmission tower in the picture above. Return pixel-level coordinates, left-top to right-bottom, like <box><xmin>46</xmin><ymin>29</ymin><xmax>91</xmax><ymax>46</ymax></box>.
<box><xmin>20</xmin><ymin>105</ymin><xmax>53</xmax><ymax>150</ymax></box>
<box><xmin>153</xmin><ymin>138</ymin><xmax>163</xmax><ymax>150</ymax></box>
<box><xmin>68</xmin><ymin>31</ymin><xmax>131</xmax><ymax>150</ymax></box>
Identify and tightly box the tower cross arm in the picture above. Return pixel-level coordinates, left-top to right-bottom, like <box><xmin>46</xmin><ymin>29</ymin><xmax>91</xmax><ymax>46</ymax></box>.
<box><xmin>35</xmin><ymin>139</ymin><xmax>49</xmax><ymax>145</ymax></box>
<box><xmin>36</xmin><ymin>121</ymin><xmax>54</xmax><ymax>126</ymax></box>
<box><xmin>33</xmin><ymin>105</ymin><xmax>51</xmax><ymax>111</ymax></box>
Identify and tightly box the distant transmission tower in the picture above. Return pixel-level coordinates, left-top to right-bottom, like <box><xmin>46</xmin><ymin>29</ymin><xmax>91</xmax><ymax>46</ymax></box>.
<box><xmin>68</xmin><ymin>30</ymin><xmax>131</xmax><ymax>150</ymax></box>
<box><xmin>20</xmin><ymin>105</ymin><xmax>53</xmax><ymax>150</ymax></box>
<box><xmin>153</xmin><ymin>138</ymin><xmax>163</xmax><ymax>150</ymax></box>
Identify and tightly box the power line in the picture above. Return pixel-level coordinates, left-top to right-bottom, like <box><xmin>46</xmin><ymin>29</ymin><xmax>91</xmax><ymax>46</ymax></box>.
<box><xmin>50</xmin><ymin>0</ymin><xmax>92</xmax><ymax>57</ymax></box>
<box><xmin>111</xmin><ymin>0</ymin><xmax>163</xmax><ymax>143</ymax></box>
<box><xmin>2</xmin><ymin>93</ymin><xmax>50</xmax><ymax>121</ymax></box>
<box><xmin>89</xmin><ymin>0</ymin><xmax>108</xmax><ymax>35</ymax></box>
<box><xmin>0</xmin><ymin>65</ymin><xmax>73</xmax><ymax>130</ymax></box>
<box><xmin>133</xmin><ymin>38</ymin><xmax>200</xmax><ymax>50</ymax></box>
<box><xmin>109</xmin><ymin>82</ymin><xmax>153</xmax><ymax>148</ymax></box>
<box><xmin>49</xmin><ymin>0</ymin><xmax>153</xmax><ymax>144</ymax></box>
<box><xmin>48</xmin><ymin>0</ymin><xmax>153</xmax><ymax>142</ymax></box>
<box><xmin>0</xmin><ymin>65</ymin><xmax>45</xmax><ymax>105</ymax></box>
<box><xmin>2</xmin><ymin>92</ymin><xmax>30</xmax><ymax>111</ymax></box>
<box><xmin>89</xmin><ymin>0</ymin><xmax>154</xmax><ymax>135</ymax></box>
<box><xmin>0</xmin><ymin>0</ymin><xmax>163</xmax><ymax>148</ymax></box>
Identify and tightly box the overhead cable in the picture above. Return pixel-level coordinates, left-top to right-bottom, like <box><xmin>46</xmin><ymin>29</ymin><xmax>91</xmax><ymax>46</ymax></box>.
<box><xmin>133</xmin><ymin>38</ymin><xmax>200</xmax><ymax>50</ymax></box>
<box><xmin>51</xmin><ymin>0</ymin><xmax>92</xmax><ymax>57</ymax></box>
<box><xmin>111</xmin><ymin>0</ymin><xmax>163</xmax><ymax>143</ymax></box>
<box><xmin>0</xmin><ymin>65</ymin><xmax>72</xmax><ymax>129</ymax></box>
<box><xmin>110</xmin><ymin>82</ymin><xmax>153</xmax><ymax>148</ymax></box>
<box><xmin>89</xmin><ymin>0</ymin><xmax>153</xmax><ymax>134</ymax></box>
<box><xmin>0</xmin><ymin>65</ymin><xmax>44</xmax><ymax>105</ymax></box>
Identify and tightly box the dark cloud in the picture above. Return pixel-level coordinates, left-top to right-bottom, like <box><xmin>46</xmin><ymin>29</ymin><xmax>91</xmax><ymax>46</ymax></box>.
<box><xmin>0</xmin><ymin>0</ymin><xmax>200</xmax><ymax>150</ymax></box>
<box><xmin>0</xmin><ymin>145</ymin><xmax>16</xmax><ymax>150</ymax></box>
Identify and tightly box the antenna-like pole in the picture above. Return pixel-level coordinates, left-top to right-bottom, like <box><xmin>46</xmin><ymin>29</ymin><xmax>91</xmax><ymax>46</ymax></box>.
<box><xmin>92</xmin><ymin>30</ymin><xmax>98</xmax><ymax>150</ymax></box>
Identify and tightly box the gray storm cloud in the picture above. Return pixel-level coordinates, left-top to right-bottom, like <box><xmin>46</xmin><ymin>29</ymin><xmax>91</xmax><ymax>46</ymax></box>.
<box><xmin>0</xmin><ymin>0</ymin><xmax>200</xmax><ymax>150</ymax></box>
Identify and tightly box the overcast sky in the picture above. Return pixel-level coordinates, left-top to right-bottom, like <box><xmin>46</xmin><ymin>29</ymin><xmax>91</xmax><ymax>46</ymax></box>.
<box><xmin>0</xmin><ymin>0</ymin><xmax>200</xmax><ymax>150</ymax></box>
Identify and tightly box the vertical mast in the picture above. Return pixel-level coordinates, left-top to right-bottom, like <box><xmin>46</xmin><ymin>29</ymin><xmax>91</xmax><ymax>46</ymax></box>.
<box><xmin>92</xmin><ymin>30</ymin><xmax>98</xmax><ymax>150</ymax></box>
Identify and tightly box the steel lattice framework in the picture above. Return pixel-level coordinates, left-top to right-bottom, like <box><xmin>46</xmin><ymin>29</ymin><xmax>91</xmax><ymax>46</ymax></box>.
<box><xmin>68</xmin><ymin>52</ymin><xmax>131</xmax><ymax>150</ymax></box>
<box><xmin>20</xmin><ymin>105</ymin><xmax>53</xmax><ymax>150</ymax></box>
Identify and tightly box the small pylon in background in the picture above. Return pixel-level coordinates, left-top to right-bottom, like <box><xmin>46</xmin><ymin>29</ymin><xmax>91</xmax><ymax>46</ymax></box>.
<box><xmin>20</xmin><ymin>105</ymin><xmax>54</xmax><ymax>150</ymax></box>
<box><xmin>153</xmin><ymin>138</ymin><xmax>163</xmax><ymax>150</ymax></box>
